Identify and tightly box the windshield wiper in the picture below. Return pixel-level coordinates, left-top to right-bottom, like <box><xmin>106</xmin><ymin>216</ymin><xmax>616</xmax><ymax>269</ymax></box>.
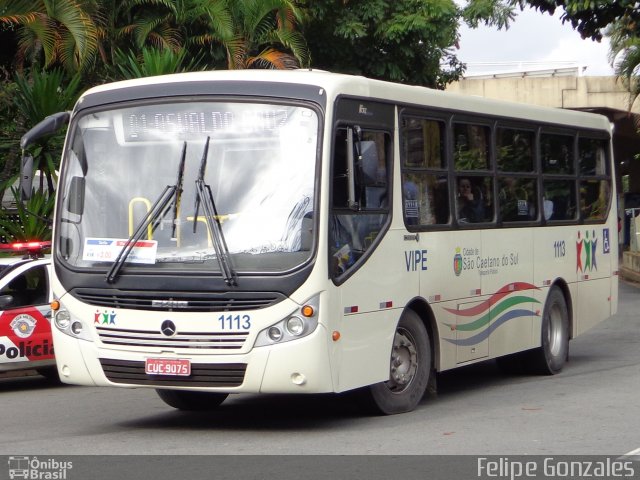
<box><xmin>194</xmin><ymin>137</ymin><xmax>237</xmax><ymax>286</ymax></box>
<box><xmin>106</xmin><ymin>142</ymin><xmax>187</xmax><ymax>283</ymax></box>
<box><xmin>171</xmin><ymin>141</ymin><xmax>187</xmax><ymax>240</ymax></box>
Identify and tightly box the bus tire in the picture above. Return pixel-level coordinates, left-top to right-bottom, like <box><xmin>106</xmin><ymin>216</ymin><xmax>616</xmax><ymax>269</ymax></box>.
<box><xmin>529</xmin><ymin>286</ymin><xmax>569</xmax><ymax>375</ymax></box>
<box><xmin>364</xmin><ymin>309</ymin><xmax>431</xmax><ymax>415</ymax></box>
<box><xmin>155</xmin><ymin>389</ymin><xmax>228</xmax><ymax>411</ymax></box>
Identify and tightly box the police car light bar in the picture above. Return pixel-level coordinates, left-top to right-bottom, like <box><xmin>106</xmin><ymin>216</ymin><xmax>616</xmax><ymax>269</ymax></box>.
<box><xmin>0</xmin><ymin>241</ymin><xmax>51</xmax><ymax>258</ymax></box>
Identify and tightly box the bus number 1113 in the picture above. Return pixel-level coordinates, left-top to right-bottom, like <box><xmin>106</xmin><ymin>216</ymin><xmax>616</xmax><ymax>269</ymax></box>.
<box><xmin>218</xmin><ymin>314</ymin><xmax>251</xmax><ymax>330</ymax></box>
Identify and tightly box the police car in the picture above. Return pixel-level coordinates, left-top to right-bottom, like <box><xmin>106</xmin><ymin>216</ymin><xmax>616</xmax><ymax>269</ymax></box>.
<box><xmin>0</xmin><ymin>241</ymin><xmax>55</xmax><ymax>378</ymax></box>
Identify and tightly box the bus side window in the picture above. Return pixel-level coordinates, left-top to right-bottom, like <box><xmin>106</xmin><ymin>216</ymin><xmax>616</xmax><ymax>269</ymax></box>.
<box><xmin>400</xmin><ymin>116</ymin><xmax>449</xmax><ymax>226</ymax></box>
<box><xmin>543</xmin><ymin>180</ymin><xmax>576</xmax><ymax>221</ymax></box>
<box><xmin>499</xmin><ymin>177</ymin><xmax>537</xmax><ymax>222</ymax></box>
<box><xmin>578</xmin><ymin>137</ymin><xmax>610</xmax><ymax>221</ymax></box>
<box><xmin>330</xmin><ymin>127</ymin><xmax>390</xmax><ymax>278</ymax></box>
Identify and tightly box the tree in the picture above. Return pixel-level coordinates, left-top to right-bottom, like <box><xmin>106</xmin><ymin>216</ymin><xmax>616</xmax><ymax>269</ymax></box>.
<box><xmin>515</xmin><ymin>0</ymin><xmax>640</xmax><ymax>42</ymax></box>
<box><xmin>7</xmin><ymin>69</ymin><xmax>81</xmax><ymax>194</ymax></box>
<box><xmin>225</xmin><ymin>0</ymin><xmax>309</xmax><ymax>69</ymax></box>
<box><xmin>92</xmin><ymin>0</ymin><xmax>307</xmax><ymax>80</ymax></box>
<box><xmin>303</xmin><ymin>0</ymin><xmax>516</xmax><ymax>88</ymax></box>
<box><xmin>111</xmin><ymin>46</ymin><xmax>205</xmax><ymax>79</ymax></box>
<box><xmin>0</xmin><ymin>0</ymin><xmax>100</xmax><ymax>73</ymax></box>
<box><xmin>607</xmin><ymin>18</ymin><xmax>640</xmax><ymax>110</ymax></box>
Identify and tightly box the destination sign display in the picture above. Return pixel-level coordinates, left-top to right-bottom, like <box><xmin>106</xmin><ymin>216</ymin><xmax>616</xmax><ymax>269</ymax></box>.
<box><xmin>121</xmin><ymin>105</ymin><xmax>291</xmax><ymax>142</ymax></box>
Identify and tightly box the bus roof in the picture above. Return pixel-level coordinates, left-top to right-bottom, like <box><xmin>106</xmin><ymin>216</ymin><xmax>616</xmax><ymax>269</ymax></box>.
<box><xmin>77</xmin><ymin>69</ymin><xmax>611</xmax><ymax>132</ymax></box>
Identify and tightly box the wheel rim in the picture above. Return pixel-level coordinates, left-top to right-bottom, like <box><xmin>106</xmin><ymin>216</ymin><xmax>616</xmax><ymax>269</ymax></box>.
<box><xmin>547</xmin><ymin>303</ymin><xmax>564</xmax><ymax>357</ymax></box>
<box><xmin>386</xmin><ymin>327</ymin><xmax>418</xmax><ymax>393</ymax></box>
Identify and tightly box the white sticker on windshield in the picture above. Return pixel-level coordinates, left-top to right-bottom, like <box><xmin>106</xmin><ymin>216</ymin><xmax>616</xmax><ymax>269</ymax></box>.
<box><xmin>83</xmin><ymin>238</ymin><xmax>158</xmax><ymax>264</ymax></box>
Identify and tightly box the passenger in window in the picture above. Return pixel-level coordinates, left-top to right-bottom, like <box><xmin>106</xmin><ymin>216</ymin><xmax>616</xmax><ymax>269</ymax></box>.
<box><xmin>543</xmin><ymin>197</ymin><xmax>554</xmax><ymax>220</ymax></box>
<box><xmin>457</xmin><ymin>178</ymin><xmax>484</xmax><ymax>223</ymax></box>
<box><xmin>500</xmin><ymin>178</ymin><xmax>534</xmax><ymax>221</ymax></box>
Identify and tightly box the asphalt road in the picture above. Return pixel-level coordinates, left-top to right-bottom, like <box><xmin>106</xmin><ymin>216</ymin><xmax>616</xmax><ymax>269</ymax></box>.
<box><xmin>1</xmin><ymin>281</ymin><xmax>640</xmax><ymax>457</ymax></box>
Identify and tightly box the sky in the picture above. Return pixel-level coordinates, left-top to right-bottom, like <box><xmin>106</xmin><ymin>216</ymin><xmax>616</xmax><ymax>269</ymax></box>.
<box><xmin>456</xmin><ymin>6</ymin><xmax>615</xmax><ymax>77</ymax></box>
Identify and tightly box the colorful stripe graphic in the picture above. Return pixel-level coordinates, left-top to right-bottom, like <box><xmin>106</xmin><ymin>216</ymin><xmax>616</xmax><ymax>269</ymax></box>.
<box><xmin>444</xmin><ymin>282</ymin><xmax>540</xmax><ymax>346</ymax></box>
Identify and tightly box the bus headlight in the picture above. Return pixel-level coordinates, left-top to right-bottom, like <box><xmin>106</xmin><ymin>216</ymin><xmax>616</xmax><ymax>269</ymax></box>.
<box><xmin>54</xmin><ymin>309</ymin><xmax>71</xmax><ymax>330</ymax></box>
<box><xmin>54</xmin><ymin>307</ymin><xmax>92</xmax><ymax>341</ymax></box>
<box><xmin>268</xmin><ymin>326</ymin><xmax>284</xmax><ymax>342</ymax></box>
<box><xmin>254</xmin><ymin>295</ymin><xmax>320</xmax><ymax>347</ymax></box>
<box><xmin>286</xmin><ymin>316</ymin><xmax>305</xmax><ymax>336</ymax></box>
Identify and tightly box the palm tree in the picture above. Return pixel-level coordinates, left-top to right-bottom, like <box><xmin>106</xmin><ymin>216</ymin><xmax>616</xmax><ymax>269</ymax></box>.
<box><xmin>607</xmin><ymin>17</ymin><xmax>640</xmax><ymax>110</ymax></box>
<box><xmin>0</xmin><ymin>0</ymin><xmax>100</xmax><ymax>73</ymax></box>
<box><xmin>12</xmin><ymin>68</ymin><xmax>81</xmax><ymax>194</ymax></box>
<box><xmin>95</xmin><ymin>0</ymin><xmax>308</xmax><ymax>72</ymax></box>
<box><xmin>90</xmin><ymin>0</ymin><xmax>231</xmax><ymax>73</ymax></box>
<box><xmin>225</xmin><ymin>0</ymin><xmax>309</xmax><ymax>70</ymax></box>
<box><xmin>112</xmin><ymin>46</ymin><xmax>205</xmax><ymax>79</ymax></box>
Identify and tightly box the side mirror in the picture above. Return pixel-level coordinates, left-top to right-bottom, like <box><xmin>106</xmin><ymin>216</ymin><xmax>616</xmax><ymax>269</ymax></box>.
<box><xmin>19</xmin><ymin>154</ymin><xmax>34</xmax><ymax>202</ymax></box>
<box><xmin>20</xmin><ymin>111</ymin><xmax>70</xmax><ymax>150</ymax></box>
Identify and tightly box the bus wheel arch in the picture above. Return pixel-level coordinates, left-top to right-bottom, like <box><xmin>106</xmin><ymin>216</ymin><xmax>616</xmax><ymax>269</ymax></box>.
<box><xmin>406</xmin><ymin>298</ymin><xmax>440</xmax><ymax>374</ymax></box>
<box><xmin>362</xmin><ymin>302</ymin><xmax>435</xmax><ymax>415</ymax></box>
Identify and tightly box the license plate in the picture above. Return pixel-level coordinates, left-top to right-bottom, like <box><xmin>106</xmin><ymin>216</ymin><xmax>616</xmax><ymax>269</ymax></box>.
<box><xmin>145</xmin><ymin>358</ymin><xmax>191</xmax><ymax>376</ymax></box>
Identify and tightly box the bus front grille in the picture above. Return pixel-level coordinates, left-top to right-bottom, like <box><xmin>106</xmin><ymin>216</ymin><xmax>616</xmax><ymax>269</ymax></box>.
<box><xmin>72</xmin><ymin>289</ymin><xmax>285</xmax><ymax>312</ymax></box>
<box><xmin>96</xmin><ymin>326</ymin><xmax>249</xmax><ymax>350</ymax></box>
<box><xmin>99</xmin><ymin>359</ymin><xmax>246</xmax><ymax>387</ymax></box>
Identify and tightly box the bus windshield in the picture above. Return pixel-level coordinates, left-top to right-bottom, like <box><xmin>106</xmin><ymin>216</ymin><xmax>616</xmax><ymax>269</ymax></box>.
<box><xmin>56</xmin><ymin>100</ymin><xmax>319</xmax><ymax>275</ymax></box>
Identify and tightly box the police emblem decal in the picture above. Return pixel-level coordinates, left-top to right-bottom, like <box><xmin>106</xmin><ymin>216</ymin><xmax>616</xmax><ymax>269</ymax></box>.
<box><xmin>10</xmin><ymin>314</ymin><xmax>37</xmax><ymax>338</ymax></box>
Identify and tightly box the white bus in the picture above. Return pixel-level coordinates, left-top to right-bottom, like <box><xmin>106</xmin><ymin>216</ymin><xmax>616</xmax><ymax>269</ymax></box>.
<box><xmin>22</xmin><ymin>70</ymin><xmax>618</xmax><ymax>414</ymax></box>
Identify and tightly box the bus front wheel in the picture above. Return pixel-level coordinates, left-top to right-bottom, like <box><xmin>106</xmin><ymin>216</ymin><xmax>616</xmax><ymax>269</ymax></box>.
<box><xmin>529</xmin><ymin>286</ymin><xmax>569</xmax><ymax>375</ymax></box>
<box><xmin>364</xmin><ymin>309</ymin><xmax>431</xmax><ymax>415</ymax></box>
<box><xmin>155</xmin><ymin>389</ymin><xmax>228</xmax><ymax>411</ymax></box>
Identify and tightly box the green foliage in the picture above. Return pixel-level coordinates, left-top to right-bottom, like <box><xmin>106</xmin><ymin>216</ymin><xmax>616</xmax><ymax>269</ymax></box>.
<box><xmin>111</xmin><ymin>47</ymin><xmax>205</xmax><ymax>79</ymax></box>
<box><xmin>516</xmin><ymin>0</ymin><xmax>640</xmax><ymax>41</ymax></box>
<box><xmin>225</xmin><ymin>0</ymin><xmax>309</xmax><ymax>69</ymax></box>
<box><xmin>304</xmin><ymin>0</ymin><xmax>460</xmax><ymax>87</ymax></box>
<box><xmin>0</xmin><ymin>0</ymin><xmax>100</xmax><ymax>73</ymax></box>
<box><xmin>0</xmin><ymin>74</ymin><xmax>19</xmax><ymax>154</ymax></box>
<box><xmin>607</xmin><ymin>18</ymin><xmax>640</xmax><ymax>110</ymax></box>
<box><xmin>0</xmin><ymin>188</ymin><xmax>54</xmax><ymax>242</ymax></box>
<box><xmin>463</xmin><ymin>0</ymin><xmax>516</xmax><ymax>29</ymax></box>
<box><xmin>12</xmin><ymin>68</ymin><xmax>81</xmax><ymax>194</ymax></box>
<box><xmin>13</xmin><ymin>68</ymin><xmax>81</xmax><ymax>126</ymax></box>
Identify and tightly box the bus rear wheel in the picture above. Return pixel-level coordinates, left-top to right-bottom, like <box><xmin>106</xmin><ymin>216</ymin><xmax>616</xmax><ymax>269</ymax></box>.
<box><xmin>364</xmin><ymin>309</ymin><xmax>431</xmax><ymax>415</ymax></box>
<box><xmin>155</xmin><ymin>389</ymin><xmax>228</xmax><ymax>411</ymax></box>
<box><xmin>528</xmin><ymin>286</ymin><xmax>569</xmax><ymax>374</ymax></box>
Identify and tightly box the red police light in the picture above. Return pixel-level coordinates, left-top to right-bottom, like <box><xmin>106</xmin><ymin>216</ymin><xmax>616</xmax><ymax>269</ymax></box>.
<box><xmin>0</xmin><ymin>241</ymin><xmax>51</xmax><ymax>258</ymax></box>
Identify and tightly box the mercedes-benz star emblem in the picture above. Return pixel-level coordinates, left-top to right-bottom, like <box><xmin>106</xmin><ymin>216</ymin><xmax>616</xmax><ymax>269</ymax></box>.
<box><xmin>160</xmin><ymin>320</ymin><xmax>177</xmax><ymax>337</ymax></box>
